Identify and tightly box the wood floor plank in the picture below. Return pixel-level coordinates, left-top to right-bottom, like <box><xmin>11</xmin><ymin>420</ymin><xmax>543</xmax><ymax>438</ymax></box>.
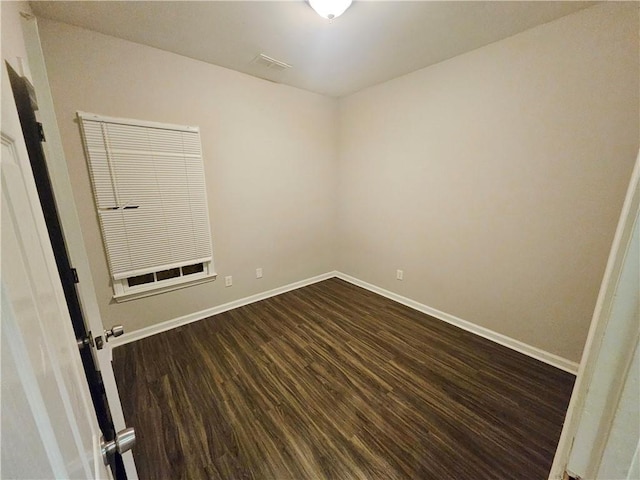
<box><xmin>113</xmin><ymin>278</ymin><xmax>575</xmax><ymax>479</ymax></box>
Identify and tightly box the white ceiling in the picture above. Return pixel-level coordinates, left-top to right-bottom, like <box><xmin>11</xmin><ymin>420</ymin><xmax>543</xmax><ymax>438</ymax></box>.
<box><xmin>30</xmin><ymin>1</ymin><xmax>595</xmax><ymax>97</ymax></box>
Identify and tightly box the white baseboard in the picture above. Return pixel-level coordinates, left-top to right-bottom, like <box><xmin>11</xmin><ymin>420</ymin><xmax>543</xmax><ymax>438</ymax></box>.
<box><xmin>108</xmin><ymin>269</ymin><xmax>578</xmax><ymax>374</ymax></box>
<box><xmin>107</xmin><ymin>271</ymin><xmax>338</xmax><ymax>353</ymax></box>
<box><xmin>334</xmin><ymin>272</ymin><xmax>579</xmax><ymax>374</ymax></box>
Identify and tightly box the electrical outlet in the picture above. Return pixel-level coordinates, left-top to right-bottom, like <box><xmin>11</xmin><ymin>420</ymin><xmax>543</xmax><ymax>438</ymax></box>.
<box><xmin>396</xmin><ymin>269</ymin><xmax>404</xmax><ymax>281</ymax></box>
<box><xmin>256</xmin><ymin>268</ymin><xmax>263</xmax><ymax>279</ymax></box>
<box><xmin>225</xmin><ymin>275</ymin><xmax>233</xmax><ymax>287</ymax></box>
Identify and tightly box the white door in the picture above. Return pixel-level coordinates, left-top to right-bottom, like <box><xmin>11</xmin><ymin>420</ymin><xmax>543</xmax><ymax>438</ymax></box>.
<box><xmin>0</xmin><ymin>61</ymin><xmax>111</xmax><ymax>479</ymax></box>
<box><xmin>549</xmin><ymin>153</ymin><xmax>640</xmax><ymax>479</ymax></box>
<box><xmin>18</xmin><ymin>14</ymin><xmax>138</xmax><ymax>479</ymax></box>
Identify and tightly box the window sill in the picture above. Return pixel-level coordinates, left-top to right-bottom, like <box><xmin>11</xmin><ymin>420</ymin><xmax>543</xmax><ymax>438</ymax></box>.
<box><xmin>113</xmin><ymin>272</ymin><xmax>217</xmax><ymax>302</ymax></box>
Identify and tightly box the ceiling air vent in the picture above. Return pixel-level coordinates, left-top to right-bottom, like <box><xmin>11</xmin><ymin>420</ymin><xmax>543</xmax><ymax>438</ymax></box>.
<box><xmin>252</xmin><ymin>53</ymin><xmax>292</xmax><ymax>71</ymax></box>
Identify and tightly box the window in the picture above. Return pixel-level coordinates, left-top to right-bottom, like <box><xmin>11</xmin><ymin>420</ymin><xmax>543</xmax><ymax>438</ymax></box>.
<box><xmin>78</xmin><ymin>112</ymin><xmax>215</xmax><ymax>301</ymax></box>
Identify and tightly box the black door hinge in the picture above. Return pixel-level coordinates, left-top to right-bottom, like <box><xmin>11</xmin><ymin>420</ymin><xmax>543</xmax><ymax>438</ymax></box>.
<box><xmin>71</xmin><ymin>268</ymin><xmax>79</xmax><ymax>284</ymax></box>
<box><xmin>37</xmin><ymin>122</ymin><xmax>46</xmax><ymax>142</ymax></box>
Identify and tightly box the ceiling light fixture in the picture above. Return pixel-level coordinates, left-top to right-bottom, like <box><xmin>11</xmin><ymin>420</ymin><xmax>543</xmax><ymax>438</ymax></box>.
<box><xmin>308</xmin><ymin>0</ymin><xmax>353</xmax><ymax>20</ymax></box>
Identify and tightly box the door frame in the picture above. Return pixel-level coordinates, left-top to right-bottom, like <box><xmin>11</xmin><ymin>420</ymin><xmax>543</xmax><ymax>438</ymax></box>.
<box><xmin>19</xmin><ymin>12</ymin><xmax>139</xmax><ymax>479</ymax></box>
<box><xmin>549</xmin><ymin>152</ymin><xmax>640</xmax><ymax>479</ymax></box>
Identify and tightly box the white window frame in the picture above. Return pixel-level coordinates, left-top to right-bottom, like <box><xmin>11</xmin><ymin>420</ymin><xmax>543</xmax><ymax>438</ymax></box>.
<box><xmin>78</xmin><ymin>111</ymin><xmax>216</xmax><ymax>302</ymax></box>
<box><xmin>111</xmin><ymin>260</ymin><xmax>216</xmax><ymax>302</ymax></box>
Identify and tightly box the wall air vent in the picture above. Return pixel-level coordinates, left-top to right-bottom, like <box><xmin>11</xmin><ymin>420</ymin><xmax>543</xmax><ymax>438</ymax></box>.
<box><xmin>252</xmin><ymin>53</ymin><xmax>292</xmax><ymax>71</ymax></box>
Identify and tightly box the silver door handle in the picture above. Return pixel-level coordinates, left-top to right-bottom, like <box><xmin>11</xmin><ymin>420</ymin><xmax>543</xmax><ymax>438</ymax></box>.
<box><xmin>101</xmin><ymin>427</ymin><xmax>135</xmax><ymax>464</ymax></box>
<box><xmin>104</xmin><ymin>325</ymin><xmax>124</xmax><ymax>341</ymax></box>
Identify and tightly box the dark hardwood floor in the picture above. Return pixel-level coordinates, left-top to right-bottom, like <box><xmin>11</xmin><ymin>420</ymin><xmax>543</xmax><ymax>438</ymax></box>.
<box><xmin>112</xmin><ymin>278</ymin><xmax>575</xmax><ymax>480</ymax></box>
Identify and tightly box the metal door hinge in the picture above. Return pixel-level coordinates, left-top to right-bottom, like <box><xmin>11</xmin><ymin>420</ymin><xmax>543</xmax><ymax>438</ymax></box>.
<box><xmin>71</xmin><ymin>268</ymin><xmax>79</xmax><ymax>283</ymax></box>
<box><xmin>36</xmin><ymin>122</ymin><xmax>46</xmax><ymax>142</ymax></box>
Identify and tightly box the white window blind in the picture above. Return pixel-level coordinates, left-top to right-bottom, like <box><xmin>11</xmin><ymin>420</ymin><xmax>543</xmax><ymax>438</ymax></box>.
<box><xmin>78</xmin><ymin>112</ymin><xmax>214</xmax><ymax>296</ymax></box>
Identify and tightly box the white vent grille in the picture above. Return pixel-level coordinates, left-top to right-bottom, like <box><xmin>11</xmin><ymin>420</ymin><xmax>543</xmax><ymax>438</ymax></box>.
<box><xmin>252</xmin><ymin>53</ymin><xmax>292</xmax><ymax>71</ymax></box>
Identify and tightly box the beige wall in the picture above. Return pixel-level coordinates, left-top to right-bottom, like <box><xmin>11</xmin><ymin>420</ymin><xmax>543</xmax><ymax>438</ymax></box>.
<box><xmin>38</xmin><ymin>18</ymin><xmax>338</xmax><ymax>332</ymax></box>
<box><xmin>337</xmin><ymin>2</ymin><xmax>639</xmax><ymax>362</ymax></box>
<box><xmin>37</xmin><ymin>3</ymin><xmax>638</xmax><ymax>362</ymax></box>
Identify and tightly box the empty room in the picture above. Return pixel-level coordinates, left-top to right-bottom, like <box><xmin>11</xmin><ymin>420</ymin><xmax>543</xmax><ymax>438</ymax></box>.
<box><xmin>2</xmin><ymin>1</ymin><xmax>639</xmax><ymax>479</ymax></box>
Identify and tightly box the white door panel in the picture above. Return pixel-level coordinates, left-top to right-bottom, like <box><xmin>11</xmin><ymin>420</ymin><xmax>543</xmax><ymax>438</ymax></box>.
<box><xmin>2</xmin><ymin>294</ymin><xmax>58</xmax><ymax>480</ymax></box>
<box><xmin>597</xmin><ymin>339</ymin><xmax>639</xmax><ymax>479</ymax></box>
<box><xmin>1</xmin><ymin>62</ymin><xmax>110</xmax><ymax>479</ymax></box>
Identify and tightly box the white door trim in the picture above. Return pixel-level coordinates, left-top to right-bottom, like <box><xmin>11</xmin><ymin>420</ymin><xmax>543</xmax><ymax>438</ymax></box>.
<box><xmin>19</xmin><ymin>13</ymin><xmax>138</xmax><ymax>479</ymax></box>
<box><xmin>548</xmin><ymin>151</ymin><xmax>640</xmax><ymax>479</ymax></box>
